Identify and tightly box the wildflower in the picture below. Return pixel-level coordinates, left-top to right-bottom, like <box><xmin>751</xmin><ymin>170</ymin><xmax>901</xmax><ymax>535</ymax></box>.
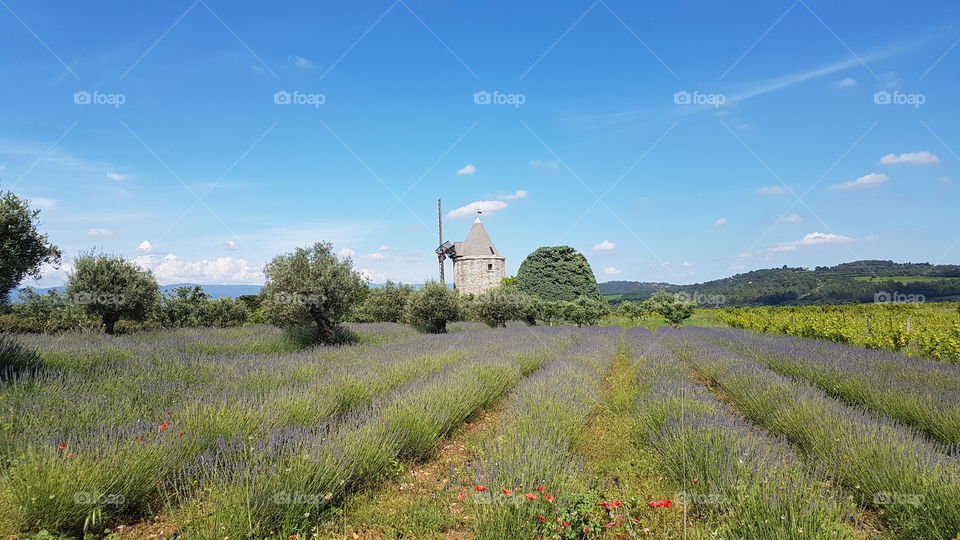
<box><xmin>56</xmin><ymin>444</ymin><xmax>67</xmax><ymax>451</ymax></box>
<box><xmin>606</xmin><ymin>522</ymin><xmax>616</xmax><ymax>529</ymax></box>
<box><xmin>647</xmin><ymin>498</ymin><xmax>672</xmax><ymax>508</ymax></box>
<box><xmin>178</xmin><ymin>432</ymin><xmax>185</xmax><ymax>437</ymax></box>
<box><xmin>545</xmin><ymin>494</ymin><xmax>555</xmax><ymax>503</ymax></box>
<box><xmin>158</xmin><ymin>421</ymin><xmax>171</xmax><ymax>432</ymax></box>
<box><xmin>600</xmin><ymin>501</ymin><xmax>611</xmax><ymax>508</ymax></box>
<box><xmin>584</xmin><ymin>528</ymin><xmax>591</xmax><ymax>533</ymax></box>
<box><xmin>289</xmin><ymin>536</ymin><xmax>298</xmax><ymax>540</ymax></box>
<box><xmin>616</xmin><ymin>534</ymin><xmax>625</xmax><ymax>539</ymax></box>
<box><xmin>535</xmin><ymin>484</ymin><xmax>545</xmax><ymax>492</ymax></box>
<box><xmin>612</xmin><ymin>499</ymin><xmax>622</xmax><ymax>508</ymax></box>
<box><xmin>65</xmin><ymin>452</ymin><xmax>74</xmax><ymax>459</ymax></box>
<box><xmin>501</xmin><ymin>488</ymin><xmax>513</xmax><ymax>496</ymax></box>
<box><xmin>475</xmin><ymin>485</ymin><xmax>486</xmax><ymax>492</ymax></box>
<box><xmin>457</xmin><ymin>492</ymin><xmax>465</xmax><ymax>501</ymax></box>
<box><xmin>526</xmin><ymin>492</ymin><xmax>537</xmax><ymax>500</ymax></box>
<box><xmin>691</xmin><ymin>478</ymin><xmax>700</xmax><ymax>484</ymax></box>
<box><xmin>536</xmin><ymin>515</ymin><xmax>546</xmax><ymax>523</ymax></box>
<box><xmin>562</xmin><ymin>521</ymin><xmax>569</xmax><ymax>528</ymax></box>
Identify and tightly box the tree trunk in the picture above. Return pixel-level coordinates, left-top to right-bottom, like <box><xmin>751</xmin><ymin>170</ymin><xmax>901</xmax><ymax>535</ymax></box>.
<box><xmin>104</xmin><ymin>318</ymin><xmax>117</xmax><ymax>335</ymax></box>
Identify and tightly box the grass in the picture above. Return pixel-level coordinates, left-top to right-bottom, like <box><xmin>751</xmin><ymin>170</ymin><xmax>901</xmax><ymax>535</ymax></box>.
<box><xmin>601</xmin><ymin>309</ymin><xmax>726</xmax><ymax>331</ymax></box>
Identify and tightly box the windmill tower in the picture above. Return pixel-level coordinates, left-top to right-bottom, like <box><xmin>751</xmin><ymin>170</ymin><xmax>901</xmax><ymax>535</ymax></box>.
<box><xmin>436</xmin><ymin>202</ymin><xmax>505</xmax><ymax>295</ymax></box>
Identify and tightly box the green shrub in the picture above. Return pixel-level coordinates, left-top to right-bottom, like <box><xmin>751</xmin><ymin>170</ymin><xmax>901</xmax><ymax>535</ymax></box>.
<box><xmin>515</xmin><ymin>246</ymin><xmax>600</xmax><ymax>301</ymax></box>
<box><xmin>403</xmin><ymin>282</ymin><xmax>460</xmax><ymax>333</ymax></box>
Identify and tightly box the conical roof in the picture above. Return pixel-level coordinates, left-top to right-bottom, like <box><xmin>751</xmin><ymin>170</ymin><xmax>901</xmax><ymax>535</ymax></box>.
<box><xmin>454</xmin><ymin>217</ymin><xmax>503</xmax><ymax>259</ymax></box>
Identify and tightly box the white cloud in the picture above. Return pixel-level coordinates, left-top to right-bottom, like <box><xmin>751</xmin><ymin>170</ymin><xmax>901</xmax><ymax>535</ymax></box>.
<box><xmin>338</xmin><ymin>248</ymin><xmax>356</xmax><ymax>258</ymax></box>
<box><xmin>362</xmin><ymin>253</ymin><xmax>386</xmax><ymax>261</ymax></box>
<box><xmin>836</xmin><ymin>77</ymin><xmax>857</xmax><ymax>88</ymax></box>
<box><xmin>358</xmin><ymin>268</ymin><xmax>386</xmax><ymax>283</ymax></box>
<box><xmin>592</xmin><ymin>240</ymin><xmax>616</xmax><ymax>251</ymax></box>
<box><xmin>447</xmin><ymin>200</ymin><xmax>508</xmax><ymax>218</ymax></box>
<box><xmin>289</xmin><ymin>55</ymin><xmax>315</xmax><ymax>69</ymax></box>
<box><xmin>106</xmin><ymin>172</ymin><xmax>132</xmax><ymax>181</ymax></box>
<box><xmin>500</xmin><ymin>189</ymin><xmax>528</xmax><ymax>200</ymax></box>
<box><xmin>603</xmin><ymin>267</ymin><xmax>622</xmax><ymax>275</ymax></box>
<box><xmin>378</xmin><ymin>244</ymin><xmax>390</xmax><ymax>251</ymax></box>
<box><xmin>456</xmin><ymin>164</ymin><xmax>476</xmax><ymax>175</ymax></box>
<box><xmin>86</xmin><ymin>228</ymin><xmax>114</xmax><ymax>238</ymax></box>
<box><xmin>769</xmin><ymin>231</ymin><xmax>855</xmax><ymax>253</ymax></box>
<box><xmin>30</xmin><ymin>197</ymin><xmax>56</xmax><ymax>209</ymax></box>
<box><xmin>756</xmin><ymin>185</ymin><xmax>789</xmax><ymax>195</ymax></box>
<box><xmin>681</xmin><ymin>261</ymin><xmax>693</xmax><ymax>267</ymax></box>
<box><xmin>529</xmin><ymin>160</ymin><xmax>559</xmax><ymax>168</ymax></box>
<box><xmin>782</xmin><ymin>213</ymin><xmax>802</xmax><ymax>223</ymax></box>
<box><xmin>936</xmin><ymin>176</ymin><xmax>952</xmax><ymax>184</ymax></box>
<box><xmin>219</xmin><ymin>240</ymin><xmax>238</xmax><ymax>250</ymax></box>
<box><xmin>137</xmin><ymin>240</ymin><xmax>153</xmax><ymax>252</ymax></box>
<box><xmin>829</xmin><ymin>172</ymin><xmax>889</xmax><ymax>190</ymax></box>
<box><xmin>715</xmin><ymin>217</ymin><xmax>728</xmax><ymax>226</ymax></box>
<box><xmin>134</xmin><ymin>254</ymin><xmax>263</xmax><ymax>284</ymax></box>
<box><xmin>879</xmin><ymin>151</ymin><xmax>939</xmax><ymax>165</ymax></box>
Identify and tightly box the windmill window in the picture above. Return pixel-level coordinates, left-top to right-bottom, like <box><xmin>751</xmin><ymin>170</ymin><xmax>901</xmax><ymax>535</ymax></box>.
<box><xmin>487</xmin><ymin>263</ymin><xmax>493</xmax><ymax>271</ymax></box>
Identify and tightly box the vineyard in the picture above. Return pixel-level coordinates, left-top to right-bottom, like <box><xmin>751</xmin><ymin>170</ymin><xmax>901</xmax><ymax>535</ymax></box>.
<box><xmin>2</xmin><ymin>323</ymin><xmax>960</xmax><ymax>539</ymax></box>
<box><xmin>719</xmin><ymin>302</ymin><xmax>960</xmax><ymax>362</ymax></box>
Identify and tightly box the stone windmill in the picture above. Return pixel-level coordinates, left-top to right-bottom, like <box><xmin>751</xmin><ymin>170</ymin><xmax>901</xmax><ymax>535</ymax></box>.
<box><xmin>436</xmin><ymin>200</ymin><xmax>505</xmax><ymax>295</ymax></box>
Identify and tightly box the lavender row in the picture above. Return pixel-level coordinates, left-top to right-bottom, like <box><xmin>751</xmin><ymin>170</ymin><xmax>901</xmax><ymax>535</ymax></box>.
<box><xmin>667</xmin><ymin>327</ymin><xmax>960</xmax><ymax>538</ymax></box>
<box><xmin>698</xmin><ymin>326</ymin><xmax>960</xmax><ymax>445</ymax></box>
<box><xmin>628</xmin><ymin>328</ymin><xmax>856</xmax><ymax>538</ymax></box>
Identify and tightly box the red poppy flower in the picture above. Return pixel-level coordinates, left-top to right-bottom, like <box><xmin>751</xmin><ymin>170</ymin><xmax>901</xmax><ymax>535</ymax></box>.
<box><xmin>475</xmin><ymin>485</ymin><xmax>486</xmax><ymax>492</ymax></box>
<box><xmin>606</xmin><ymin>522</ymin><xmax>616</xmax><ymax>529</ymax></box>
<box><xmin>584</xmin><ymin>528</ymin><xmax>591</xmax><ymax>533</ymax></box>
<box><xmin>692</xmin><ymin>478</ymin><xmax>700</xmax><ymax>484</ymax></box>
<box><xmin>562</xmin><ymin>521</ymin><xmax>569</xmax><ymax>528</ymax></box>
<box><xmin>647</xmin><ymin>498</ymin><xmax>673</xmax><ymax>508</ymax></box>
<box><xmin>535</xmin><ymin>484</ymin><xmax>545</xmax><ymax>492</ymax></box>
<box><xmin>501</xmin><ymin>488</ymin><xmax>513</xmax><ymax>496</ymax></box>
<box><xmin>526</xmin><ymin>492</ymin><xmax>537</xmax><ymax>500</ymax></box>
<box><xmin>536</xmin><ymin>515</ymin><xmax>546</xmax><ymax>523</ymax></box>
<box><xmin>545</xmin><ymin>494</ymin><xmax>555</xmax><ymax>503</ymax></box>
<box><xmin>616</xmin><ymin>534</ymin><xmax>625</xmax><ymax>539</ymax></box>
<box><xmin>158</xmin><ymin>421</ymin><xmax>171</xmax><ymax>432</ymax></box>
<box><xmin>289</xmin><ymin>536</ymin><xmax>298</xmax><ymax>540</ymax></box>
<box><xmin>612</xmin><ymin>499</ymin><xmax>622</xmax><ymax>508</ymax></box>
<box><xmin>56</xmin><ymin>444</ymin><xmax>67</xmax><ymax>451</ymax></box>
<box><xmin>600</xmin><ymin>501</ymin><xmax>611</xmax><ymax>508</ymax></box>
<box><xmin>65</xmin><ymin>452</ymin><xmax>74</xmax><ymax>459</ymax></box>
<box><xmin>457</xmin><ymin>492</ymin><xmax>465</xmax><ymax>501</ymax></box>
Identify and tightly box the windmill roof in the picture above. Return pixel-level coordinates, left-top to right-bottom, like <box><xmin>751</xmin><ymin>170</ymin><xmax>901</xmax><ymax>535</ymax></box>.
<box><xmin>454</xmin><ymin>218</ymin><xmax>503</xmax><ymax>259</ymax></box>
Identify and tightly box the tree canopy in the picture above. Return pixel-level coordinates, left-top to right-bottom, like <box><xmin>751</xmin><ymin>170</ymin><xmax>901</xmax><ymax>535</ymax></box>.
<box><xmin>515</xmin><ymin>245</ymin><xmax>600</xmax><ymax>302</ymax></box>
<box><xmin>260</xmin><ymin>242</ymin><xmax>366</xmax><ymax>343</ymax></box>
<box><xmin>66</xmin><ymin>252</ymin><xmax>161</xmax><ymax>334</ymax></box>
<box><xmin>0</xmin><ymin>190</ymin><xmax>61</xmax><ymax>303</ymax></box>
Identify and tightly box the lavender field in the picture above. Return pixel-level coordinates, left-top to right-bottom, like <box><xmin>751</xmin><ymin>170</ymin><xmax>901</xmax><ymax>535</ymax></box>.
<box><xmin>1</xmin><ymin>323</ymin><xmax>959</xmax><ymax>539</ymax></box>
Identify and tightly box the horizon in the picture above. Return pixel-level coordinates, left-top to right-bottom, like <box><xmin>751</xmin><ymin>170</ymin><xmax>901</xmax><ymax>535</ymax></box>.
<box><xmin>2</xmin><ymin>1</ymin><xmax>958</xmax><ymax>289</ymax></box>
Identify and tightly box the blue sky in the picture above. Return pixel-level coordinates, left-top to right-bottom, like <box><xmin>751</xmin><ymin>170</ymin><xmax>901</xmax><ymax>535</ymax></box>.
<box><xmin>2</xmin><ymin>1</ymin><xmax>958</xmax><ymax>286</ymax></box>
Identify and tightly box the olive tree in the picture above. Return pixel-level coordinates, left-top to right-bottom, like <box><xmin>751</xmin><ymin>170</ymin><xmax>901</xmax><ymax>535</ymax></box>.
<box><xmin>474</xmin><ymin>284</ymin><xmax>528</xmax><ymax>328</ymax></box>
<box><xmin>66</xmin><ymin>252</ymin><xmax>161</xmax><ymax>334</ymax></box>
<box><xmin>563</xmin><ymin>296</ymin><xmax>610</xmax><ymax>327</ymax></box>
<box><xmin>0</xmin><ymin>190</ymin><xmax>61</xmax><ymax>303</ymax></box>
<box><xmin>644</xmin><ymin>291</ymin><xmax>695</xmax><ymax>327</ymax></box>
<box><xmin>260</xmin><ymin>242</ymin><xmax>366</xmax><ymax>343</ymax></box>
<box><xmin>403</xmin><ymin>281</ymin><xmax>460</xmax><ymax>333</ymax></box>
<box><xmin>360</xmin><ymin>282</ymin><xmax>414</xmax><ymax>323</ymax></box>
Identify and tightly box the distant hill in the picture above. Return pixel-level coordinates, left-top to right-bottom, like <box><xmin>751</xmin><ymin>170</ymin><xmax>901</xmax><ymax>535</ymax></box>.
<box><xmin>601</xmin><ymin>260</ymin><xmax>960</xmax><ymax>307</ymax></box>
<box><xmin>8</xmin><ymin>283</ymin><xmax>263</xmax><ymax>302</ymax></box>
